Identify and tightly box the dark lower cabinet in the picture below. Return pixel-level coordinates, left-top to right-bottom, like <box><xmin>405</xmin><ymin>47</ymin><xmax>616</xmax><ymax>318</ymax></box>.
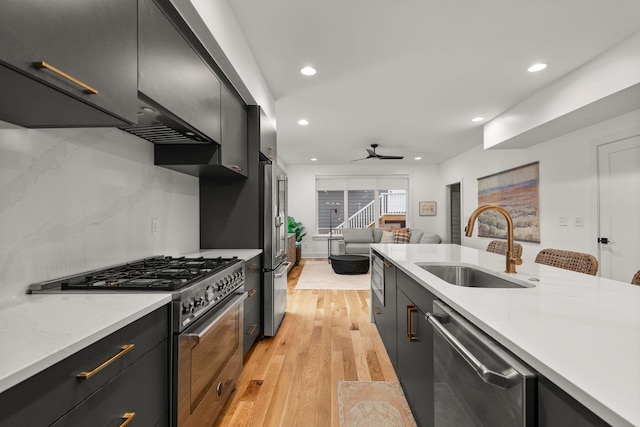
<box><xmin>0</xmin><ymin>0</ymin><xmax>137</xmax><ymax>127</ymax></box>
<box><xmin>538</xmin><ymin>376</ymin><xmax>609</xmax><ymax>427</ymax></box>
<box><xmin>0</xmin><ymin>306</ymin><xmax>169</xmax><ymax>427</ymax></box>
<box><xmin>243</xmin><ymin>254</ymin><xmax>262</xmax><ymax>357</ymax></box>
<box><xmin>396</xmin><ymin>270</ymin><xmax>435</xmax><ymax>427</ymax></box>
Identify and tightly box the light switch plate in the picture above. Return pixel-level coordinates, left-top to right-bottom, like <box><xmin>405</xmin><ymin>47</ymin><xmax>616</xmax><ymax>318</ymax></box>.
<box><xmin>559</xmin><ymin>217</ymin><xmax>568</xmax><ymax>226</ymax></box>
<box><xmin>575</xmin><ymin>217</ymin><xmax>584</xmax><ymax>227</ymax></box>
<box><xmin>152</xmin><ymin>218</ymin><xmax>159</xmax><ymax>236</ymax></box>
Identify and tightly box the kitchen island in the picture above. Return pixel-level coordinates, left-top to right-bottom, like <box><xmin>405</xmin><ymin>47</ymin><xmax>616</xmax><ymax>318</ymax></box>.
<box><xmin>372</xmin><ymin>243</ymin><xmax>640</xmax><ymax>427</ymax></box>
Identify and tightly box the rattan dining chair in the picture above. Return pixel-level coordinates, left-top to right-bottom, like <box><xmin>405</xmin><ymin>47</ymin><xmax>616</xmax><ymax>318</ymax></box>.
<box><xmin>534</xmin><ymin>248</ymin><xmax>598</xmax><ymax>276</ymax></box>
<box><xmin>486</xmin><ymin>240</ymin><xmax>523</xmax><ymax>258</ymax></box>
<box><xmin>632</xmin><ymin>270</ymin><xmax>640</xmax><ymax>286</ymax></box>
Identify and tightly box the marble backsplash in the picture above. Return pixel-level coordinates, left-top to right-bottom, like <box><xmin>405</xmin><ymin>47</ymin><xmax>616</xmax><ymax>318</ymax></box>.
<box><xmin>0</xmin><ymin>125</ymin><xmax>200</xmax><ymax>300</ymax></box>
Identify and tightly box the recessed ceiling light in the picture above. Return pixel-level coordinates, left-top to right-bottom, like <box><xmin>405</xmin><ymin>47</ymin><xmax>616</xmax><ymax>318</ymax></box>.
<box><xmin>472</xmin><ymin>117</ymin><xmax>484</xmax><ymax>122</ymax></box>
<box><xmin>300</xmin><ymin>66</ymin><xmax>317</xmax><ymax>76</ymax></box>
<box><xmin>414</xmin><ymin>157</ymin><xmax>422</xmax><ymax>160</ymax></box>
<box><xmin>310</xmin><ymin>158</ymin><xmax>318</xmax><ymax>162</ymax></box>
<box><xmin>528</xmin><ymin>63</ymin><xmax>547</xmax><ymax>72</ymax></box>
<box><xmin>297</xmin><ymin>119</ymin><xmax>309</xmax><ymax>126</ymax></box>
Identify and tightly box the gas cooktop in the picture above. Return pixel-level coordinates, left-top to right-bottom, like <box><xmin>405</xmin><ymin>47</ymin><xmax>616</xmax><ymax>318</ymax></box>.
<box><xmin>31</xmin><ymin>256</ymin><xmax>242</xmax><ymax>292</ymax></box>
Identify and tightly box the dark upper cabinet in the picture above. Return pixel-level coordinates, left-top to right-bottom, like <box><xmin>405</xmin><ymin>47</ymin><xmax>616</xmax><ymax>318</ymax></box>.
<box><xmin>138</xmin><ymin>0</ymin><xmax>221</xmax><ymax>144</ymax></box>
<box><xmin>0</xmin><ymin>0</ymin><xmax>138</xmax><ymax>127</ymax></box>
<box><xmin>258</xmin><ymin>109</ymin><xmax>277</xmax><ymax>160</ymax></box>
<box><xmin>220</xmin><ymin>85</ymin><xmax>248</xmax><ymax>176</ymax></box>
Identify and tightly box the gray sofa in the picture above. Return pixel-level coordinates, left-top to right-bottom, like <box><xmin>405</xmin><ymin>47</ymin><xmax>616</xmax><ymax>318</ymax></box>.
<box><xmin>336</xmin><ymin>228</ymin><xmax>442</xmax><ymax>256</ymax></box>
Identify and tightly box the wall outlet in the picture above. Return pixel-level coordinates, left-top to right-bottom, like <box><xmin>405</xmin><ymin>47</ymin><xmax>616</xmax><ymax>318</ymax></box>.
<box><xmin>575</xmin><ymin>216</ymin><xmax>584</xmax><ymax>227</ymax></box>
<box><xmin>559</xmin><ymin>217</ymin><xmax>568</xmax><ymax>227</ymax></box>
<box><xmin>152</xmin><ymin>218</ymin><xmax>159</xmax><ymax>236</ymax></box>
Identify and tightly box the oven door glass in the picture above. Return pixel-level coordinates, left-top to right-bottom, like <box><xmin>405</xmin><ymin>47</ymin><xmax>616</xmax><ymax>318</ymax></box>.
<box><xmin>178</xmin><ymin>292</ymin><xmax>246</xmax><ymax>419</ymax></box>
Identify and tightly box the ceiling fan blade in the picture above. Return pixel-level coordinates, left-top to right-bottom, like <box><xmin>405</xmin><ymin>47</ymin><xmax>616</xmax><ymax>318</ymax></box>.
<box><xmin>350</xmin><ymin>157</ymin><xmax>369</xmax><ymax>162</ymax></box>
<box><xmin>378</xmin><ymin>155</ymin><xmax>404</xmax><ymax>160</ymax></box>
<box><xmin>365</xmin><ymin>149</ymin><xmax>376</xmax><ymax>157</ymax></box>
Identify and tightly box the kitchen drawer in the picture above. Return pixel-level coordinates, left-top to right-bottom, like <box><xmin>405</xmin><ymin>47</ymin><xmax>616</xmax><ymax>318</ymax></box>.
<box><xmin>243</xmin><ymin>298</ymin><xmax>261</xmax><ymax>357</ymax></box>
<box><xmin>51</xmin><ymin>339</ymin><xmax>168</xmax><ymax>427</ymax></box>
<box><xmin>0</xmin><ymin>305</ymin><xmax>169</xmax><ymax>427</ymax></box>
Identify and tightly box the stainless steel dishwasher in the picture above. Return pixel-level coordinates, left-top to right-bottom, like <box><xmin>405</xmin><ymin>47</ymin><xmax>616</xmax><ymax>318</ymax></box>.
<box><xmin>427</xmin><ymin>301</ymin><xmax>536</xmax><ymax>427</ymax></box>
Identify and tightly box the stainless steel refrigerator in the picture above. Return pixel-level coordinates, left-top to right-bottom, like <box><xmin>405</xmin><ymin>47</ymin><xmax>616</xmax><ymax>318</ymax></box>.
<box><xmin>261</xmin><ymin>160</ymin><xmax>290</xmax><ymax>336</ymax></box>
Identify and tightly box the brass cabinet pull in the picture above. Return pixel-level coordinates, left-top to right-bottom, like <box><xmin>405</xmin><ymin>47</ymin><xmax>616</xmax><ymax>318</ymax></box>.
<box><xmin>407</xmin><ymin>305</ymin><xmax>418</xmax><ymax>341</ymax></box>
<box><xmin>33</xmin><ymin>61</ymin><xmax>99</xmax><ymax>94</ymax></box>
<box><xmin>120</xmin><ymin>412</ymin><xmax>136</xmax><ymax>427</ymax></box>
<box><xmin>383</xmin><ymin>261</ymin><xmax>392</xmax><ymax>268</ymax></box>
<box><xmin>231</xmin><ymin>165</ymin><xmax>243</xmax><ymax>171</ymax></box>
<box><xmin>246</xmin><ymin>323</ymin><xmax>258</xmax><ymax>335</ymax></box>
<box><xmin>248</xmin><ymin>289</ymin><xmax>257</xmax><ymax>297</ymax></box>
<box><xmin>374</xmin><ymin>307</ymin><xmax>381</xmax><ymax>315</ymax></box>
<box><xmin>77</xmin><ymin>344</ymin><xmax>135</xmax><ymax>379</ymax></box>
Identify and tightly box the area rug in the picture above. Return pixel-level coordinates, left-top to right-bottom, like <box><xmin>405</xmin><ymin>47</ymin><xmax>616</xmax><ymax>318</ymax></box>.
<box><xmin>295</xmin><ymin>260</ymin><xmax>371</xmax><ymax>290</ymax></box>
<box><xmin>338</xmin><ymin>381</ymin><xmax>417</xmax><ymax>427</ymax></box>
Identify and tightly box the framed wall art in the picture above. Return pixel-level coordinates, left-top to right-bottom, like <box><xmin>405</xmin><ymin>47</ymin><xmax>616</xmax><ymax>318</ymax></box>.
<box><xmin>419</xmin><ymin>201</ymin><xmax>437</xmax><ymax>216</ymax></box>
<box><xmin>477</xmin><ymin>162</ymin><xmax>540</xmax><ymax>243</ymax></box>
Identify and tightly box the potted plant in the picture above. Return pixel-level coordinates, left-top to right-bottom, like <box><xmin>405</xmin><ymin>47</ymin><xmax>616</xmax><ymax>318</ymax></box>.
<box><xmin>287</xmin><ymin>216</ymin><xmax>306</xmax><ymax>265</ymax></box>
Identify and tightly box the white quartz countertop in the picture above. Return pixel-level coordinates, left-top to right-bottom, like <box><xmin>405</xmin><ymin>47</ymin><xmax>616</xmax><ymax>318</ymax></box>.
<box><xmin>183</xmin><ymin>248</ymin><xmax>262</xmax><ymax>260</ymax></box>
<box><xmin>372</xmin><ymin>243</ymin><xmax>640</xmax><ymax>427</ymax></box>
<box><xmin>0</xmin><ymin>293</ymin><xmax>171</xmax><ymax>394</ymax></box>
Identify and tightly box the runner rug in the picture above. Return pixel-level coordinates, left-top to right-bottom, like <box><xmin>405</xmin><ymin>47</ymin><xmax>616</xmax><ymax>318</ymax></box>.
<box><xmin>338</xmin><ymin>381</ymin><xmax>417</xmax><ymax>427</ymax></box>
<box><xmin>295</xmin><ymin>260</ymin><xmax>370</xmax><ymax>290</ymax></box>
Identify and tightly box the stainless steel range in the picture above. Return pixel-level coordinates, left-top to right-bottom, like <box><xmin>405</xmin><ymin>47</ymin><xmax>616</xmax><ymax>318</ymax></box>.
<box><xmin>29</xmin><ymin>255</ymin><xmax>247</xmax><ymax>427</ymax></box>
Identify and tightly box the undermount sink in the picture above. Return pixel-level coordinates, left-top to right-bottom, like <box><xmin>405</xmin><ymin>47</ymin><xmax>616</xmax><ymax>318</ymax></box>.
<box><xmin>417</xmin><ymin>263</ymin><xmax>532</xmax><ymax>289</ymax></box>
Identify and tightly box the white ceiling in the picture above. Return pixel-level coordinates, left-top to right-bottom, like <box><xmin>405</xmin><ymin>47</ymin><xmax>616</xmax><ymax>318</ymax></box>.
<box><xmin>226</xmin><ymin>0</ymin><xmax>640</xmax><ymax>166</ymax></box>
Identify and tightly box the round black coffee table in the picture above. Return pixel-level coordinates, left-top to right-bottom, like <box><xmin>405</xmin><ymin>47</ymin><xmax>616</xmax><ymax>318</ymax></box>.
<box><xmin>329</xmin><ymin>255</ymin><xmax>370</xmax><ymax>275</ymax></box>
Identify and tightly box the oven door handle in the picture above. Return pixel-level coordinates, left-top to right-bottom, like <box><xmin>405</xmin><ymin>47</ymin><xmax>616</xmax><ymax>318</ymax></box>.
<box><xmin>185</xmin><ymin>292</ymin><xmax>247</xmax><ymax>343</ymax></box>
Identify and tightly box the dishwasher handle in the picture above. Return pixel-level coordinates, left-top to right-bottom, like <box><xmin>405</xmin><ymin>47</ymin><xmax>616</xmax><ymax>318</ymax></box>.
<box><xmin>427</xmin><ymin>312</ymin><xmax>520</xmax><ymax>390</ymax></box>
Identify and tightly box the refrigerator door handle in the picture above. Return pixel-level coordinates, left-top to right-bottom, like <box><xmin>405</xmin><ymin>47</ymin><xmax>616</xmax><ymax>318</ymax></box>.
<box><xmin>274</xmin><ymin>262</ymin><xmax>291</xmax><ymax>278</ymax></box>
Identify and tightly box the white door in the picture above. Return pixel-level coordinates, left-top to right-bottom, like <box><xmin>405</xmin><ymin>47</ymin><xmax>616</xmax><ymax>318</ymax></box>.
<box><xmin>597</xmin><ymin>136</ymin><xmax>640</xmax><ymax>282</ymax></box>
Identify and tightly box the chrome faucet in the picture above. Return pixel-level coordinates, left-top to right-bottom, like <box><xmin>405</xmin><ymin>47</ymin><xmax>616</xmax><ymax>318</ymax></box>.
<box><xmin>465</xmin><ymin>205</ymin><xmax>523</xmax><ymax>274</ymax></box>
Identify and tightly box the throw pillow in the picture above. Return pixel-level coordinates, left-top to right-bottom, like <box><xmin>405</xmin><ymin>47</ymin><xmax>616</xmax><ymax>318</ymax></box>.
<box><xmin>393</xmin><ymin>230</ymin><xmax>411</xmax><ymax>244</ymax></box>
<box><xmin>380</xmin><ymin>230</ymin><xmax>394</xmax><ymax>243</ymax></box>
<box><xmin>420</xmin><ymin>233</ymin><xmax>443</xmax><ymax>244</ymax></box>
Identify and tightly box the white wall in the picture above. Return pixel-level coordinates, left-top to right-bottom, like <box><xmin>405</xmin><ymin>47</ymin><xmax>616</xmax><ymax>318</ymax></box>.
<box><xmin>0</xmin><ymin>127</ymin><xmax>200</xmax><ymax>300</ymax></box>
<box><xmin>286</xmin><ymin>162</ymin><xmax>444</xmax><ymax>258</ymax></box>
<box><xmin>442</xmin><ymin>109</ymin><xmax>640</xmax><ymax>264</ymax></box>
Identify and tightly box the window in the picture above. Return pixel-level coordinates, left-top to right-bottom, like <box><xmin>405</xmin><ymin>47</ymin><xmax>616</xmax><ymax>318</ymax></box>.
<box><xmin>316</xmin><ymin>176</ymin><xmax>408</xmax><ymax>235</ymax></box>
<box><xmin>317</xmin><ymin>190</ymin><xmax>343</xmax><ymax>235</ymax></box>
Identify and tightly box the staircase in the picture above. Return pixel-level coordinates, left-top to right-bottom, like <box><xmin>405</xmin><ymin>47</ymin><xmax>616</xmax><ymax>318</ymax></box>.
<box><xmin>334</xmin><ymin>192</ymin><xmax>406</xmax><ymax>232</ymax></box>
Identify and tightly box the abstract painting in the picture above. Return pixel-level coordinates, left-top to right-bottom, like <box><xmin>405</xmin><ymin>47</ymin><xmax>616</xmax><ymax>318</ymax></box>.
<box><xmin>477</xmin><ymin>162</ymin><xmax>540</xmax><ymax>243</ymax></box>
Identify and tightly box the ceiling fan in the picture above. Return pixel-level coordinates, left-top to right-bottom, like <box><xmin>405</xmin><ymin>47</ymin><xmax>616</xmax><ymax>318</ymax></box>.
<box><xmin>351</xmin><ymin>143</ymin><xmax>404</xmax><ymax>161</ymax></box>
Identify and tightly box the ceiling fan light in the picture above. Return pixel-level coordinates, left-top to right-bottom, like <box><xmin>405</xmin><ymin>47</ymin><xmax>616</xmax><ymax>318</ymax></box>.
<box><xmin>310</xmin><ymin>158</ymin><xmax>317</xmax><ymax>161</ymax></box>
<box><xmin>414</xmin><ymin>157</ymin><xmax>422</xmax><ymax>160</ymax></box>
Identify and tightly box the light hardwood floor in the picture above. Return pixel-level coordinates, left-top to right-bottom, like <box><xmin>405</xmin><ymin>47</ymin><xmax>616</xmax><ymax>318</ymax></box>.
<box><xmin>213</xmin><ymin>258</ymin><xmax>398</xmax><ymax>427</ymax></box>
